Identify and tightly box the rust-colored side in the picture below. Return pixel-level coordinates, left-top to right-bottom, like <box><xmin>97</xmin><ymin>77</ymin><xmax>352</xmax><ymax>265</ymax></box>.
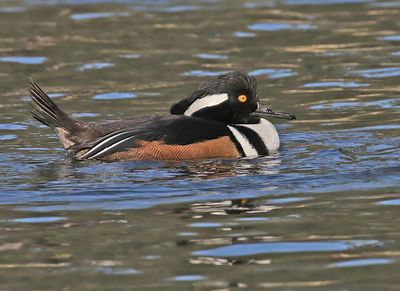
<box><xmin>100</xmin><ymin>136</ymin><xmax>240</xmax><ymax>161</ymax></box>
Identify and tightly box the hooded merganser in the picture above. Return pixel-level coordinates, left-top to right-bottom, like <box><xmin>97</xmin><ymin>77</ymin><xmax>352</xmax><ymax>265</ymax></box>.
<box><xmin>29</xmin><ymin>71</ymin><xmax>295</xmax><ymax>161</ymax></box>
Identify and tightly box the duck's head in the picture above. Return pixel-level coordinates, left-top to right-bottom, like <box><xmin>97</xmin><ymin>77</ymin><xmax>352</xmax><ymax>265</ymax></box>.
<box><xmin>170</xmin><ymin>71</ymin><xmax>296</xmax><ymax>124</ymax></box>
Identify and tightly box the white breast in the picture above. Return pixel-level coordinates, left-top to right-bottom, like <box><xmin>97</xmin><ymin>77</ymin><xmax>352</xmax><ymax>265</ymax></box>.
<box><xmin>227</xmin><ymin>118</ymin><xmax>280</xmax><ymax>157</ymax></box>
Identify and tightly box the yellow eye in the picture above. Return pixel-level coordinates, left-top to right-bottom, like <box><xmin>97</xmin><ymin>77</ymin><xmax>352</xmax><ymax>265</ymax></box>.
<box><xmin>238</xmin><ymin>95</ymin><xmax>247</xmax><ymax>103</ymax></box>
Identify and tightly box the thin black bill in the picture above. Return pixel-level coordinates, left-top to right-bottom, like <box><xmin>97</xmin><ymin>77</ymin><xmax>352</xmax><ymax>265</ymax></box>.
<box><xmin>253</xmin><ymin>105</ymin><xmax>296</xmax><ymax>120</ymax></box>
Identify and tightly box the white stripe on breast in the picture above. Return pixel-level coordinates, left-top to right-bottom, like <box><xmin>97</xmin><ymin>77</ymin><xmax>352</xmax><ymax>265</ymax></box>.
<box><xmin>227</xmin><ymin>125</ymin><xmax>258</xmax><ymax>157</ymax></box>
<box><xmin>239</xmin><ymin>119</ymin><xmax>280</xmax><ymax>152</ymax></box>
<box><xmin>184</xmin><ymin>93</ymin><xmax>229</xmax><ymax>116</ymax></box>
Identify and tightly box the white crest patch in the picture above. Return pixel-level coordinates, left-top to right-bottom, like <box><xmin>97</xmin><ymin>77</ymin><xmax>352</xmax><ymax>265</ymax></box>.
<box><xmin>239</xmin><ymin>119</ymin><xmax>280</xmax><ymax>152</ymax></box>
<box><xmin>184</xmin><ymin>93</ymin><xmax>229</xmax><ymax>116</ymax></box>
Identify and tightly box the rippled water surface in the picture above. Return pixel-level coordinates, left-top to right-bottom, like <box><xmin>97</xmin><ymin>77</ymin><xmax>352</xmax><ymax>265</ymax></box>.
<box><xmin>0</xmin><ymin>0</ymin><xmax>399</xmax><ymax>289</ymax></box>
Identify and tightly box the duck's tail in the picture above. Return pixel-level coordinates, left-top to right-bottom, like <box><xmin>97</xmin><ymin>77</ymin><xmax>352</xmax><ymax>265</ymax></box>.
<box><xmin>29</xmin><ymin>80</ymin><xmax>89</xmax><ymax>149</ymax></box>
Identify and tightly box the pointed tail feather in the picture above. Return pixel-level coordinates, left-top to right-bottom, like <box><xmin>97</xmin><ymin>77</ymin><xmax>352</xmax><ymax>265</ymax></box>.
<box><xmin>29</xmin><ymin>80</ymin><xmax>78</xmax><ymax>130</ymax></box>
<box><xmin>29</xmin><ymin>80</ymin><xmax>90</xmax><ymax>149</ymax></box>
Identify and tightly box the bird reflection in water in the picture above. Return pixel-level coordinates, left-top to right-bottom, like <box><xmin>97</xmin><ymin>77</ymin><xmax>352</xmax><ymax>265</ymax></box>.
<box><xmin>173</xmin><ymin>155</ymin><xmax>282</xmax><ymax>180</ymax></box>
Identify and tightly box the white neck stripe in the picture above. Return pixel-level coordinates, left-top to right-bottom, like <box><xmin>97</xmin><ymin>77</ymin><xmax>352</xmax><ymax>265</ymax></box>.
<box><xmin>184</xmin><ymin>93</ymin><xmax>229</xmax><ymax>116</ymax></box>
<box><xmin>238</xmin><ymin>119</ymin><xmax>280</xmax><ymax>153</ymax></box>
<box><xmin>227</xmin><ymin>125</ymin><xmax>258</xmax><ymax>157</ymax></box>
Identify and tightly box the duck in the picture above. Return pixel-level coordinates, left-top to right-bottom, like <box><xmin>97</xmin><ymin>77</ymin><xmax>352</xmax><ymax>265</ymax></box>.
<box><xmin>29</xmin><ymin>71</ymin><xmax>295</xmax><ymax>161</ymax></box>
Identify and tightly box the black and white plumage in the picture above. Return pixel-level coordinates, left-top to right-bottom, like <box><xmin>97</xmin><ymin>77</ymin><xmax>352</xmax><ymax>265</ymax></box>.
<box><xmin>29</xmin><ymin>71</ymin><xmax>296</xmax><ymax>161</ymax></box>
<box><xmin>171</xmin><ymin>72</ymin><xmax>258</xmax><ymax>123</ymax></box>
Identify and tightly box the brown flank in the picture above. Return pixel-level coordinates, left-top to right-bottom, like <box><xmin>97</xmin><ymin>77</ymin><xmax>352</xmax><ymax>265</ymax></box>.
<box><xmin>100</xmin><ymin>136</ymin><xmax>240</xmax><ymax>161</ymax></box>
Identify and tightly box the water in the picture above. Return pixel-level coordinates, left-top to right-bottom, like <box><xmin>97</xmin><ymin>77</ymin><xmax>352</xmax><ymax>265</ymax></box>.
<box><xmin>0</xmin><ymin>0</ymin><xmax>399</xmax><ymax>289</ymax></box>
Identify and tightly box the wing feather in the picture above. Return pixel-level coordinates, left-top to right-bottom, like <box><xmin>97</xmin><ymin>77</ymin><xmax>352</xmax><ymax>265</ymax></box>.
<box><xmin>80</xmin><ymin>130</ymin><xmax>142</xmax><ymax>159</ymax></box>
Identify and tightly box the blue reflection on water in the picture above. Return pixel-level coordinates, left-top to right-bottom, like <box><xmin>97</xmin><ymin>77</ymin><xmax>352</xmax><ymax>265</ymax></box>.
<box><xmin>119</xmin><ymin>54</ymin><xmax>141</xmax><ymax>59</ymax></box>
<box><xmin>70</xmin><ymin>12</ymin><xmax>130</xmax><ymax>20</ymax></box>
<box><xmin>182</xmin><ymin>70</ymin><xmax>229</xmax><ymax>77</ymax></box>
<box><xmin>244</xmin><ymin>2</ymin><xmax>274</xmax><ymax>8</ymax></box>
<box><xmin>378</xmin><ymin>199</ymin><xmax>400</xmax><ymax>206</ymax></box>
<box><xmin>0</xmin><ymin>7</ymin><xmax>27</xmax><ymax>13</ymax></box>
<box><xmin>310</xmin><ymin>99</ymin><xmax>399</xmax><ymax>110</ymax></box>
<box><xmin>78</xmin><ymin>62</ymin><xmax>114</xmax><ymax>71</ymax></box>
<box><xmin>0</xmin><ymin>56</ymin><xmax>47</xmax><ymax>64</ymax></box>
<box><xmin>235</xmin><ymin>217</ymin><xmax>269</xmax><ymax>221</ymax></box>
<box><xmin>303</xmin><ymin>81</ymin><xmax>369</xmax><ymax>88</ymax></box>
<box><xmin>72</xmin><ymin>113</ymin><xmax>100</xmax><ymax>118</ymax></box>
<box><xmin>94</xmin><ymin>92</ymin><xmax>137</xmax><ymax>100</ymax></box>
<box><xmin>190</xmin><ymin>222</ymin><xmax>224</xmax><ymax>228</ymax></box>
<box><xmin>13</xmin><ymin>216</ymin><xmax>66</xmax><ymax>223</ymax></box>
<box><xmin>95</xmin><ymin>267</ymin><xmax>143</xmax><ymax>275</ymax></box>
<box><xmin>132</xmin><ymin>5</ymin><xmax>203</xmax><ymax>13</ymax></box>
<box><xmin>351</xmin><ymin>67</ymin><xmax>400</xmax><ymax>78</ymax></box>
<box><xmin>233</xmin><ymin>31</ymin><xmax>256</xmax><ymax>38</ymax></box>
<box><xmin>370</xmin><ymin>1</ymin><xmax>400</xmax><ymax>7</ymax></box>
<box><xmin>158</xmin><ymin>5</ymin><xmax>202</xmax><ymax>13</ymax></box>
<box><xmin>250</xmin><ymin>68</ymin><xmax>297</xmax><ymax>79</ymax></box>
<box><xmin>195</xmin><ymin>53</ymin><xmax>228</xmax><ymax>60</ymax></box>
<box><xmin>0</xmin><ymin>134</ymin><xmax>17</xmax><ymax>141</ymax></box>
<box><xmin>268</xmin><ymin>197</ymin><xmax>312</xmax><ymax>204</ymax></box>
<box><xmin>377</xmin><ymin>35</ymin><xmax>400</xmax><ymax>41</ymax></box>
<box><xmin>248</xmin><ymin>22</ymin><xmax>317</xmax><ymax>31</ymax></box>
<box><xmin>327</xmin><ymin>258</ymin><xmax>394</xmax><ymax>268</ymax></box>
<box><xmin>0</xmin><ymin>124</ymin><xmax>27</xmax><ymax>130</ymax></box>
<box><xmin>193</xmin><ymin>240</ymin><xmax>381</xmax><ymax>257</ymax></box>
<box><xmin>171</xmin><ymin>275</ymin><xmax>205</xmax><ymax>281</ymax></box>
